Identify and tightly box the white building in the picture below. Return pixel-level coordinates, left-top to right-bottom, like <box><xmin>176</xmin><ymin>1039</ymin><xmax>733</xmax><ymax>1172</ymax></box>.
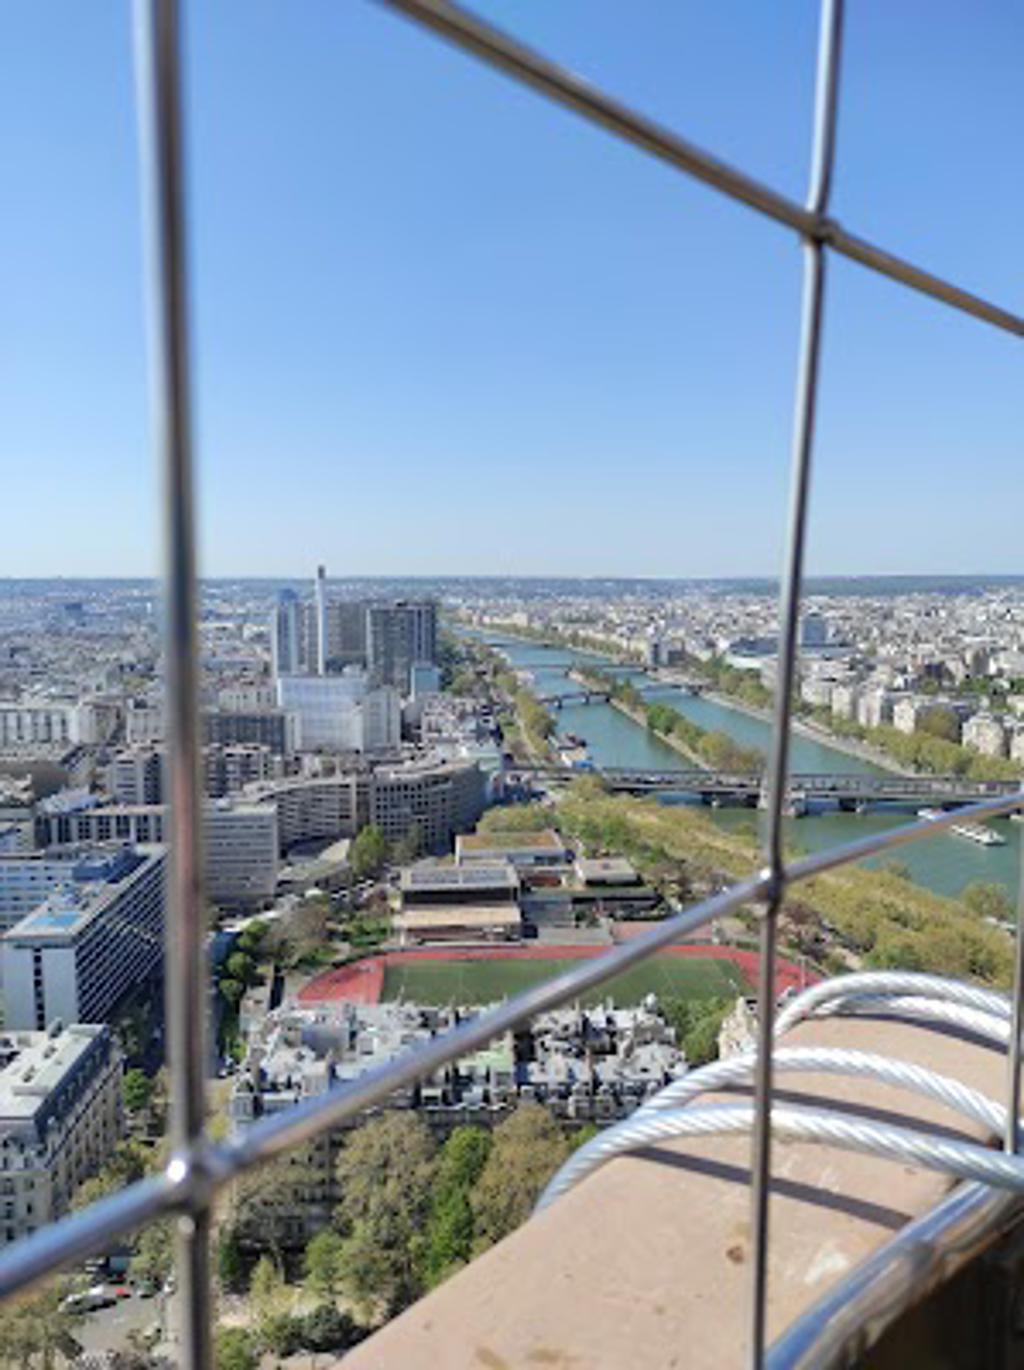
<box><xmin>108</xmin><ymin>748</ymin><xmax>165</xmax><ymax>806</ymax></box>
<box><xmin>0</xmin><ymin>1024</ymin><xmax>122</xmax><ymax>1246</ymax></box>
<box><xmin>362</xmin><ymin>686</ymin><xmax>401</xmax><ymax>752</ymax></box>
<box><xmin>2</xmin><ymin>847</ymin><xmax>166</xmax><ymax>1029</ymax></box>
<box><xmin>277</xmin><ymin>672</ymin><xmax>367</xmax><ymax>751</ymax></box>
<box><xmin>857</xmin><ymin>688</ymin><xmax>899</xmax><ymax>730</ymax></box>
<box><xmin>0</xmin><ymin>703</ymin><xmax>78</xmax><ymax>748</ymax></box>
<box><xmin>830</xmin><ymin>682</ymin><xmax>860</xmax><ymax>721</ymax></box>
<box><xmin>962</xmin><ymin>712</ymin><xmax>1008</xmax><ymax>758</ymax></box>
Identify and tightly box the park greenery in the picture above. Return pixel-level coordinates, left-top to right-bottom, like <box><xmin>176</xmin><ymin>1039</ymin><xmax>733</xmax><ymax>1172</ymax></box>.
<box><xmin>279</xmin><ymin>1107</ymin><xmax>577</xmax><ymax>1327</ymax></box>
<box><xmin>479</xmin><ymin>779</ymin><xmax>1014</xmax><ymax>986</ymax></box>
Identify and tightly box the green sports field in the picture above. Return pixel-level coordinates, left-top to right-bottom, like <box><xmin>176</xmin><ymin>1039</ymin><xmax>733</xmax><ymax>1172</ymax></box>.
<box><xmin>380</xmin><ymin>955</ymin><xmax>746</xmax><ymax>1007</ymax></box>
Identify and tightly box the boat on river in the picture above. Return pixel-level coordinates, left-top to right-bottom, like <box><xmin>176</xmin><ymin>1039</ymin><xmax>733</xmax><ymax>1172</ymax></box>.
<box><xmin>950</xmin><ymin>822</ymin><xmax>1005</xmax><ymax>847</ymax></box>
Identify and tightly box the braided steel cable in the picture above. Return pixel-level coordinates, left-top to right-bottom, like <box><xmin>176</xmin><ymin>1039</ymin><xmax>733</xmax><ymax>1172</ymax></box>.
<box><xmin>819</xmin><ymin>995</ymin><xmax>1009</xmax><ymax>1046</ymax></box>
<box><xmin>639</xmin><ymin>1047</ymin><xmax>1005</xmax><ymax>1132</ymax></box>
<box><xmin>774</xmin><ymin>972</ymin><xmax>1009</xmax><ymax>1037</ymax></box>
<box><xmin>536</xmin><ymin>1102</ymin><xmax>1024</xmax><ymax>1214</ymax></box>
<box><xmin>544</xmin><ymin>1048</ymin><xmax>1006</xmax><ymax>1210</ymax></box>
<box><xmin>538</xmin><ymin>972</ymin><xmax>1016</xmax><ymax>1215</ymax></box>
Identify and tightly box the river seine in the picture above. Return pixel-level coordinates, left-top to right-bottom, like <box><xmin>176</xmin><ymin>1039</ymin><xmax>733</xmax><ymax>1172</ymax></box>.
<box><xmin>485</xmin><ymin>634</ymin><xmax>1022</xmax><ymax>902</ymax></box>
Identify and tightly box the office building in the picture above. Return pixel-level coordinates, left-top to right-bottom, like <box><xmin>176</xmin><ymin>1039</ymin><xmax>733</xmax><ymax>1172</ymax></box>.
<box><xmin>202</xmin><ymin>744</ymin><xmax>278</xmax><ymax>797</ymax></box>
<box><xmin>250</xmin><ymin>754</ymin><xmax>485</xmax><ymax>855</ymax></box>
<box><xmin>393</xmin><ymin>862</ymin><xmax>521</xmax><ymax>946</ymax></box>
<box><xmin>362</xmin><ymin>686</ymin><xmax>401</xmax><ymax>752</ymax></box>
<box><xmin>0</xmin><ymin>704</ymin><xmax>78</xmax><ymax>748</ymax></box>
<box><xmin>108</xmin><ymin>748</ymin><xmax>165</xmax><ymax>806</ymax></box>
<box><xmin>0</xmin><ymin>1024</ymin><xmax>122</xmax><ymax>1246</ymax></box>
<box><xmin>2</xmin><ymin>847</ymin><xmax>166</xmax><ymax>1029</ymax></box>
<box><xmin>203</xmin><ymin>802</ymin><xmax>279</xmax><ymax>908</ymax></box>
<box><xmin>202</xmin><ymin>708</ymin><xmax>295</xmax><ymax>755</ymax></box>
<box><xmin>271</xmin><ymin>589</ymin><xmax>303</xmax><ymax>679</ymax></box>
<box><xmin>37</xmin><ymin>802</ymin><xmax>278</xmax><ymax>910</ymax></box>
<box><xmin>366</xmin><ymin>601</ymin><xmax>438</xmax><ymax>693</ymax></box>
<box><xmin>277</xmin><ymin>672</ymin><xmax>367</xmax><ymax>752</ymax></box>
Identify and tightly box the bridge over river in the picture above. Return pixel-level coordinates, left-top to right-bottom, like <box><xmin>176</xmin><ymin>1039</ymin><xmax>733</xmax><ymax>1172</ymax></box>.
<box><xmin>510</xmin><ymin>765</ymin><xmax>1023</xmax><ymax>813</ymax></box>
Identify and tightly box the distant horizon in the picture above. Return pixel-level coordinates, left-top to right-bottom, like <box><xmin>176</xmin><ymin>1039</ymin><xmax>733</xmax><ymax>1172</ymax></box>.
<box><xmin>3</xmin><ymin>572</ymin><xmax>1024</xmax><ymax>588</ymax></box>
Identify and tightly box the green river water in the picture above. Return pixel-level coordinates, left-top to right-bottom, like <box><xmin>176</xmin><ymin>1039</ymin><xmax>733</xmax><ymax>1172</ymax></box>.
<box><xmin>485</xmin><ymin>633</ymin><xmax>1022</xmax><ymax>902</ymax></box>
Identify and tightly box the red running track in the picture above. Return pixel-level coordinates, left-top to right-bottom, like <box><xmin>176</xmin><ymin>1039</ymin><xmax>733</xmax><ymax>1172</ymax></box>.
<box><xmin>298</xmin><ymin>940</ymin><xmax>816</xmax><ymax>1006</ymax></box>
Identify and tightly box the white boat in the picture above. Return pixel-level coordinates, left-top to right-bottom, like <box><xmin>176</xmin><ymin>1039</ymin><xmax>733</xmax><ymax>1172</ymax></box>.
<box><xmin>917</xmin><ymin>807</ymin><xmax>943</xmax><ymax>822</ymax></box>
<box><xmin>950</xmin><ymin>822</ymin><xmax>1006</xmax><ymax>847</ymax></box>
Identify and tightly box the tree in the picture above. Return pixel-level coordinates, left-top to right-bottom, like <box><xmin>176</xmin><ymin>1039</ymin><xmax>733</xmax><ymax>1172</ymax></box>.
<box><xmin>130</xmin><ymin>1219</ymin><xmax>173</xmax><ymax>1288</ymax></box>
<box><xmin>301</xmin><ymin>1303</ymin><xmax>361</xmax><ymax>1354</ymax></box>
<box><xmin>122</xmin><ymin>1067</ymin><xmax>154</xmax><ymax>1117</ymax></box>
<box><xmin>218</xmin><ymin>978</ymin><xmax>244</xmax><ymax>1008</ymax></box>
<box><xmin>224</xmin><ymin>951</ymin><xmax>255</xmax><ymax>986</ymax></box>
<box><xmin>216</xmin><ymin>1226</ymin><xmax>246</xmax><ymax>1294</ymax></box>
<box><xmin>661</xmin><ymin>997</ymin><xmax>733</xmax><ymax>1068</ymax></box>
<box><xmin>0</xmin><ymin>1287</ymin><xmax>77</xmax><ymax>1369</ymax></box>
<box><xmin>259</xmin><ymin>1312</ymin><xmax>302</xmax><ymax>1359</ymax></box>
<box><xmin>214</xmin><ymin>1327</ymin><xmax>258</xmax><ymax>1370</ymax></box>
<box><xmin>350</xmin><ymin>824</ymin><xmax>389</xmax><ymax>880</ymax></box>
<box><xmin>417</xmin><ymin>1127</ymin><xmax>492</xmax><ymax>1287</ymax></box>
<box><xmin>962</xmin><ymin>881</ymin><xmax>1014</xmax><ymax>924</ymax></box>
<box><xmin>918</xmin><ymin>705</ymin><xmax>961</xmax><ymax>744</ymax></box>
<box><xmin>304</xmin><ymin>1228</ymin><xmax>345</xmax><ymax>1300</ymax></box>
<box><xmin>471</xmin><ymin>1106</ymin><xmax>570</xmax><ymax>1249</ymax></box>
<box><xmin>335</xmin><ymin>1112</ymin><xmax>436</xmax><ymax>1315</ymax></box>
<box><xmin>392</xmin><ymin>823</ymin><xmax>424</xmax><ymax>866</ymax></box>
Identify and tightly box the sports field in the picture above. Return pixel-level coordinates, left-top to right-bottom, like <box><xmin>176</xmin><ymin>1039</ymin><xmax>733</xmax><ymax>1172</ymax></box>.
<box><xmin>380</xmin><ymin>955</ymin><xmax>745</xmax><ymax>1007</ymax></box>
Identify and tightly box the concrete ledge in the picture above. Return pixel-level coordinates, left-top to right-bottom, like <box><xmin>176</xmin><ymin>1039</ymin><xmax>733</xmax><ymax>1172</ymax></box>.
<box><xmin>343</xmin><ymin>1014</ymin><xmax>1007</xmax><ymax>1369</ymax></box>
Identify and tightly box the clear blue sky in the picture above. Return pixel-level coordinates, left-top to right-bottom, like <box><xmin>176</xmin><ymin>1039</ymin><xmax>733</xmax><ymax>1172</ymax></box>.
<box><xmin>2</xmin><ymin>2</ymin><xmax>1021</xmax><ymax>579</ymax></box>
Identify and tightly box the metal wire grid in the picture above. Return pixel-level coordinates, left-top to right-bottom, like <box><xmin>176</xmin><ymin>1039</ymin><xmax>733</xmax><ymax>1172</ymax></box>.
<box><xmin>0</xmin><ymin>1</ymin><xmax>1021</xmax><ymax>1366</ymax></box>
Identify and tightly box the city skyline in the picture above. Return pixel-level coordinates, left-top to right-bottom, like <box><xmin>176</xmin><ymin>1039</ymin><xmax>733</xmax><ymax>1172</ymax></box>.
<box><xmin>4</xmin><ymin>1</ymin><xmax>1022</xmax><ymax>578</ymax></box>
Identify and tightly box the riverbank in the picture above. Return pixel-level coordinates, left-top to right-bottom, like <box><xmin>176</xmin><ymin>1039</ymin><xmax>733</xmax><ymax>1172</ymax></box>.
<box><xmin>481</xmin><ymin>627</ymin><xmax>912</xmax><ymax>777</ymax></box>
<box><xmin>695</xmin><ymin>687</ymin><xmax>914</xmax><ymax>777</ymax></box>
<box><xmin>607</xmin><ymin>697</ymin><xmax>707</xmax><ymax>768</ymax></box>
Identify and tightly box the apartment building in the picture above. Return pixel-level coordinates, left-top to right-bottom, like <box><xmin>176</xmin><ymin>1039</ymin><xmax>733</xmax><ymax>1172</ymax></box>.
<box><xmin>2</xmin><ymin>847</ymin><xmax>166</xmax><ymax>1029</ymax></box>
<box><xmin>0</xmin><ymin>1024</ymin><xmax>122</xmax><ymax>1246</ymax></box>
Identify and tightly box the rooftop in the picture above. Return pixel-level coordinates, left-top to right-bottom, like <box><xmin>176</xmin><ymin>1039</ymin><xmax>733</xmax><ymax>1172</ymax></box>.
<box><xmin>0</xmin><ymin>1024</ymin><xmax>108</xmax><ymax>1125</ymax></box>
<box><xmin>5</xmin><ymin>847</ymin><xmax>163</xmax><ymax>943</ymax></box>
<box><xmin>400</xmin><ymin>863</ymin><xmax>520</xmax><ymax>894</ymax></box>
<box><xmin>457</xmin><ymin>829</ymin><xmax>564</xmax><ymax>854</ymax></box>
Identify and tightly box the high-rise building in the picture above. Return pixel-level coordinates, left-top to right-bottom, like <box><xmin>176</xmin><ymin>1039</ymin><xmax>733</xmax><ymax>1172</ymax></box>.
<box><xmin>366</xmin><ymin>601</ymin><xmax>438</xmax><ymax>693</ymax></box>
<box><xmin>314</xmin><ymin>565</ymin><xmax>328</xmax><ymax>677</ymax></box>
<box><xmin>2</xmin><ymin>846</ymin><xmax>166</xmax><ymax>1030</ymax></box>
<box><xmin>271</xmin><ymin>589</ymin><xmax>302</xmax><ymax>678</ymax></box>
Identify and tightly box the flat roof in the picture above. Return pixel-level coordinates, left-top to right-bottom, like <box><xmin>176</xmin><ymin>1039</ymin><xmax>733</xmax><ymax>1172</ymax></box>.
<box><xmin>393</xmin><ymin>906</ymin><xmax>522</xmax><ymax>930</ymax></box>
<box><xmin>401</xmin><ymin>863</ymin><xmax>519</xmax><ymax>892</ymax></box>
<box><xmin>0</xmin><ymin>1025</ymin><xmax>107</xmax><ymax>1123</ymax></box>
<box><xmin>7</xmin><ymin>848</ymin><xmax>164</xmax><ymax>943</ymax></box>
<box><xmin>575</xmin><ymin>857</ymin><xmax>639</xmax><ymax>885</ymax></box>
<box><xmin>457</xmin><ymin>829</ymin><xmax>564</xmax><ymax>853</ymax></box>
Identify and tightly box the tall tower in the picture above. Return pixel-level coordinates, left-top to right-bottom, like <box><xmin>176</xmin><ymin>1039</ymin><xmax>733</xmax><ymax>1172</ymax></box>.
<box><xmin>315</xmin><ymin>564</ymin><xmax>327</xmax><ymax>676</ymax></box>
<box><xmin>271</xmin><ymin>589</ymin><xmax>301</xmax><ymax>678</ymax></box>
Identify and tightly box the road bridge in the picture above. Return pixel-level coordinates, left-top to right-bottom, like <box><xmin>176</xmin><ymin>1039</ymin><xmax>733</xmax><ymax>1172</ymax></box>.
<box><xmin>508</xmin><ymin>765</ymin><xmax>1023</xmax><ymax>811</ymax></box>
